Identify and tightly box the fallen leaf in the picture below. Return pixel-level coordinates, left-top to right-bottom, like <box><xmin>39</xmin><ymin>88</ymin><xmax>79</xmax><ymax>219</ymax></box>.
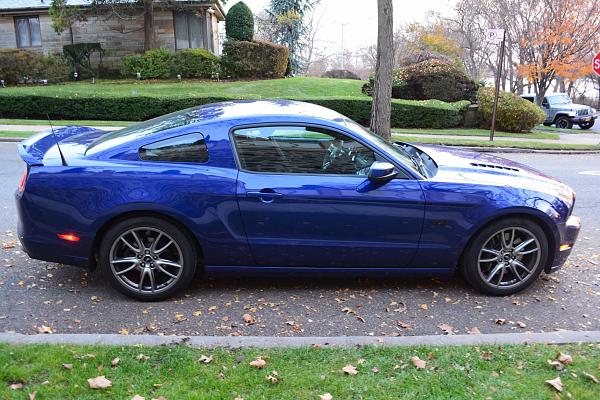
<box><xmin>420</xmin><ymin>304</ymin><xmax>429</xmax><ymax>311</ymax></box>
<box><xmin>547</xmin><ymin>359</ymin><xmax>564</xmax><ymax>370</ymax></box>
<box><xmin>438</xmin><ymin>323</ymin><xmax>454</xmax><ymax>335</ymax></box>
<box><xmin>28</xmin><ymin>391</ymin><xmax>36</xmax><ymax>400</ymax></box>
<box><xmin>63</xmin><ymin>363</ymin><xmax>73</xmax><ymax>370</ymax></box>
<box><xmin>118</xmin><ymin>328</ymin><xmax>129</xmax><ymax>335</ymax></box>
<box><xmin>546</xmin><ymin>376</ymin><xmax>562</xmax><ymax>392</ymax></box>
<box><xmin>9</xmin><ymin>383</ymin><xmax>23</xmax><ymax>390</ymax></box>
<box><xmin>136</xmin><ymin>354</ymin><xmax>150</xmax><ymax>361</ymax></box>
<box><xmin>556</xmin><ymin>352</ymin><xmax>573</xmax><ymax>365</ymax></box>
<box><xmin>397</xmin><ymin>320</ymin><xmax>412</xmax><ymax>329</ymax></box>
<box><xmin>342</xmin><ymin>364</ymin><xmax>358</xmax><ymax>375</ymax></box>
<box><xmin>242</xmin><ymin>314</ymin><xmax>256</xmax><ymax>325</ymax></box>
<box><xmin>173</xmin><ymin>313</ymin><xmax>187</xmax><ymax>323</ymax></box>
<box><xmin>372</xmin><ymin>367</ymin><xmax>380</xmax><ymax>373</ymax></box>
<box><xmin>515</xmin><ymin>321</ymin><xmax>527</xmax><ymax>328</ymax></box>
<box><xmin>151</xmin><ymin>397</ymin><xmax>167</xmax><ymax>400</ymax></box>
<box><xmin>199</xmin><ymin>355</ymin><xmax>213</xmax><ymax>364</ymax></box>
<box><xmin>266</xmin><ymin>371</ymin><xmax>279</xmax><ymax>383</ymax></box>
<box><xmin>111</xmin><ymin>357</ymin><xmax>120</xmax><ymax>367</ymax></box>
<box><xmin>249</xmin><ymin>357</ymin><xmax>266</xmax><ymax>369</ymax></box>
<box><xmin>583</xmin><ymin>372</ymin><xmax>599</xmax><ymax>384</ymax></box>
<box><xmin>467</xmin><ymin>327</ymin><xmax>481</xmax><ymax>335</ymax></box>
<box><xmin>494</xmin><ymin>318</ymin><xmax>506</xmax><ymax>325</ymax></box>
<box><xmin>480</xmin><ymin>351</ymin><xmax>493</xmax><ymax>361</ymax></box>
<box><xmin>319</xmin><ymin>393</ymin><xmax>333</xmax><ymax>400</ymax></box>
<box><xmin>410</xmin><ymin>356</ymin><xmax>426</xmax><ymax>370</ymax></box>
<box><xmin>192</xmin><ymin>310</ymin><xmax>202</xmax><ymax>317</ymax></box>
<box><xmin>37</xmin><ymin>325</ymin><xmax>53</xmax><ymax>334</ymax></box>
<box><xmin>132</xmin><ymin>396</ymin><xmax>145</xmax><ymax>400</ymax></box>
<box><xmin>88</xmin><ymin>376</ymin><xmax>112</xmax><ymax>389</ymax></box>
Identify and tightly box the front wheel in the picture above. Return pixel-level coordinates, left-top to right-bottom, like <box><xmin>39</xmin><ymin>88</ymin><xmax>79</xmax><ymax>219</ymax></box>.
<box><xmin>555</xmin><ymin>116</ymin><xmax>573</xmax><ymax>129</ymax></box>
<box><xmin>462</xmin><ymin>218</ymin><xmax>548</xmax><ymax>295</ymax></box>
<box><xmin>99</xmin><ymin>216</ymin><xmax>197</xmax><ymax>301</ymax></box>
<box><xmin>578</xmin><ymin>120</ymin><xmax>594</xmax><ymax>130</ymax></box>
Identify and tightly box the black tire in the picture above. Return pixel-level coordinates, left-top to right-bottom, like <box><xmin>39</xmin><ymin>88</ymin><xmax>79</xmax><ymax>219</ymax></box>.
<box><xmin>578</xmin><ymin>120</ymin><xmax>594</xmax><ymax>130</ymax></box>
<box><xmin>462</xmin><ymin>218</ymin><xmax>548</xmax><ymax>296</ymax></box>
<box><xmin>99</xmin><ymin>216</ymin><xmax>197</xmax><ymax>301</ymax></box>
<box><xmin>542</xmin><ymin>122</ymin><xmax>552</xmax><ymax>126</ymax></box>
<box><xmin>555</xmin><ymin>116</ymin><xmax>573</xmax><ymax>129</ymax></box>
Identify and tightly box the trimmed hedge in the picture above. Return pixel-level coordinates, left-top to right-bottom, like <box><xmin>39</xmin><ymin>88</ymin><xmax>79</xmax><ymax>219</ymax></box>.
<box><xmin>477</xmin><ymin>87</ymin><xmax>546</xmax><ymax>132</ymax></box>
<box><xmin>321</xmin><ymin>69</ymin><xmax>361</xmax><ymax>80</ymax></box>
<box><xmin>173</xmin><ymin>48</ymin><xmax>220</xmax><ymax>79</ymax></box>
<box><xmin>0</xmin><ymin>49</ymin><xmax>71</xmax><ymax>84</ymax></box>
<box><xmin>225</xmin><ymin>1</ymin><xmax>254</xmax><ymax>41</ymax></box>
<box><xmin>122</xmin><ymin>49</ymin><xmax>174</xmax><ymax>79</ymax></box>
<box><xmin>221</xmin><ymin>40</ymin><xmax>288</xmax><ymax>79</ymax></box>
<box><xmin>0</xmin><ymin>92</ymin><xmax>470</xmax><ymax>128</ymax></box>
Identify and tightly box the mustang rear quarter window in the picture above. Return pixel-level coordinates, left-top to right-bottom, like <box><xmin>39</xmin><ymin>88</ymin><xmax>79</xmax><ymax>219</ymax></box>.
<box><xmin>139</xmin><ymin>133</ymin><xmax>208</xmax><ymax>163</ymax></box>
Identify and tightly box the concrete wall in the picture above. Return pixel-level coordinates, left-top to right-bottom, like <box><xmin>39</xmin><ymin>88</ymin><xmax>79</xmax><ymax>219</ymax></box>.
<box><xmin>0</xmin><ymin>8</ymin><xmax>220</xmax><ymax>72</ymax></box>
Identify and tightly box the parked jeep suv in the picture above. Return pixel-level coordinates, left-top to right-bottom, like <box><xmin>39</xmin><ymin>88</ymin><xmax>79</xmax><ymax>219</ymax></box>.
<box><xmin>521</xmin><ymin>93</ymin><xmax>596</xmax><ymax>129</ymax></box>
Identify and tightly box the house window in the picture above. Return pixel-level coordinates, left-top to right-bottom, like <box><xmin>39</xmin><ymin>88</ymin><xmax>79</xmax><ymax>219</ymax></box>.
<box><xmin>174</xmin><ymin>11</ymin><xmax>206</xmax><ymax>49</ymax></box>
<box><xmin>15</xmin><ymin>16</ymin><xmax>42</xmax><ymax>48</ymax></box>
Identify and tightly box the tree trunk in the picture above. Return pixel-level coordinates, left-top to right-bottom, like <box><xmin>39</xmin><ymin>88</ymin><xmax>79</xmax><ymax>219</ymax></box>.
<box><xmin>143</xmin><ymin>0</ymin><xmax>156</xmax><ymax>51</ymax></box>
<box><xmin>369</xmin><ymin>0</ymin><xmax>393</xmax><ymax>139</ymax></box>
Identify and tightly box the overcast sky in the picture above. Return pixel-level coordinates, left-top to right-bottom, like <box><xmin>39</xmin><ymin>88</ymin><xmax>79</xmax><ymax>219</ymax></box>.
<box><xmin>224</xmin><ymin>0</ymin><xmax>455</xmax><ymax>54</ymax></box>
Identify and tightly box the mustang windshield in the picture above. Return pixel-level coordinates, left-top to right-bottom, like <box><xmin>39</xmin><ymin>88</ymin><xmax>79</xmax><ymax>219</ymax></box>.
<box><xmin>87</xmin><ymin>108</ymin><xmax>200</xmax><ymax>154</ymax></box>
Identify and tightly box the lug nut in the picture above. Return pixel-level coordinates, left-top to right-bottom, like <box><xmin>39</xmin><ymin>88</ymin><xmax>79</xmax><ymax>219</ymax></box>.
<box><xmin>145</xmin><ymin>250</ymin><xmax>150</xmax><ymax>254</ymax></box>
<box><xmin>150</xmin><ymin>263</ymin><xmax>154</xmax><ymax>267</ymax></box>
<box><xmin>153</xmin><ymin>255</ymin><xmax>158</xmax><ymax>259</ymax></box>
<box><xmin>141</xmin><ymin>262</ymin><xmax>145</xmax><ymax>267</ymax></box>
<box><xmin>137</xmin><ymin>255</ymin><xmax>142</xmax><ymax>259</ymax></box>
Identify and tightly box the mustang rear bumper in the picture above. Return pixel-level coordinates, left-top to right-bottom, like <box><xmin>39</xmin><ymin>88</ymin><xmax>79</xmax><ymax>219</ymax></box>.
<box><xmin>546</xmin><ymin>215</ymin><xmax>581</xmax><ymax>273</ymax></box>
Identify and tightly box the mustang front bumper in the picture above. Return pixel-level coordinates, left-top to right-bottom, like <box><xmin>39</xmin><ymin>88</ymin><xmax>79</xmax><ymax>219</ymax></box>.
<box><xmin>546</xmin><ymin>215</ymin><xmax>581</xmax><ymax>273</ymax></box>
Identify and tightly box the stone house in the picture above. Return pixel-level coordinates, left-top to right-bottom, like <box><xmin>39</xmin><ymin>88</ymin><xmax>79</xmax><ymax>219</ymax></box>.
<box><xmin>0</xmin><ymin>0</ymin><xmax>225</xmax><ymax>72</ymax></box>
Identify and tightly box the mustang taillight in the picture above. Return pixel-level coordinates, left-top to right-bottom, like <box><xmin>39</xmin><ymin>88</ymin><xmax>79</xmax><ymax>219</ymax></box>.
<box><xmin>18</xmin><ymin>169</ymin><xmax>28</xmax><ymax>193</ymax></box>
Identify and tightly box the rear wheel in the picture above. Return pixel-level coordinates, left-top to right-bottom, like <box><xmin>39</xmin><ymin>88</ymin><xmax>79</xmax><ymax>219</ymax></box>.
<box><xmin>462</xmin><ymin>218</ymin><xmax>548</xmax><ymax>295</ymax></box>
<box><xmin>555</xmin><ymin>116</ymin><xmax>573</xmax><ymax>129</ymax></box>
<box><xmin>578</xmin><ymin>120</ymin><xmax>594</xmax><ymax>130</ymax></box>
<box><xmin>99</xmin><ymin>216</ymin><xmax>197</xmax><ymax>301</ymax></box>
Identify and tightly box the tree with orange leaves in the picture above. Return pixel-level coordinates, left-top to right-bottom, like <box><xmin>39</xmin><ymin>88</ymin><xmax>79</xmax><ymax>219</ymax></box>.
<box><xmin>516</xmin><ymin>0</ymin><xmax>600</xmax><ymax>106</ymax></box>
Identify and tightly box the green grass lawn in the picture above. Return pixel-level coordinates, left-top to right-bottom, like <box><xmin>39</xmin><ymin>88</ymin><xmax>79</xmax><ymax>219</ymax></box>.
<box><xmin>0</xmin><ymin>119</ymin><xmax>135</xmax><ymax>127</ymax></box>
<box><xmin>0</xmin><ymin>77</ymin><xmax>367</xmax><ymax>99</ymax></box>
<box><xmin>394</xmin><ymin>134</ymin><xmax>600</xmax><ymax>151</ymax></box>
<box><xmin>1</xmin><ymin>343</ymin><xmax>599</xmax><ymax>399</ymax></box>
<box><xmin>0</xmin><ymin>131</ymin><xmax>33</xmax><ymax>138</ymax></box>
<box><xmin>392</xmin><ymin>128</ymin><xmax>560</xmax><ymax>140</ymax></box>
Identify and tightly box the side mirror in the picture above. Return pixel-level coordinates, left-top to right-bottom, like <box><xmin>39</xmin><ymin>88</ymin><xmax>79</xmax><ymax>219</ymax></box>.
<box><xmin>368</xmin><ymin>161</ymin><xmax>397</xmax><ymax>182</ymax></box>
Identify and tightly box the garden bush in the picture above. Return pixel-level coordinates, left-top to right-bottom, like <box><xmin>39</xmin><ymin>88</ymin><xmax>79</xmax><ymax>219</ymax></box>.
<box><xmin>362</xmin><ymin>69</ymin><xmax>406</xmax><ymax>97</ymax></box>
<box><xmin>63</xmin><ymin>43</ymin><xmax>104</xmax><ymax>78</ymax></box>
<box><xmin>122</xmin><ymin>48</ymin><xmax>174</xmax><ymax>79</ymax></box>
<box><xmin>363</xmin><ymin>59</ymin><xmax>477</xmax><ymax>102</ymax></box>
<box><xmin>225</xmin><ymin>1</ymin><xmax>254</xmax><ymax>41</ymax></box>
<box><xmin>173</xmin><ymin>48</ymin><xmax>221</xmax><ymax>78</ymax></box>
<box><xmin>0</xmin><ymin>49</ymin><xmax>71</xmax><ymax>84</ymax></box>
<box><xmin>221</xmin><ymin>40</ymin><xmax>288</xmax><ymax>79</ymax></box>
<box><xmin>476</xmin><ymin>87</ymin><xmax>546</xmax><ymax>132</ymax></box>
<box><xmin>321</xmin><ymin>69</ymin><xmax>361</xmax><ymax>80</ymax></box>
<box><xmin>0</xmin><ymin>90</ymin><xmax>470</xmax><ymax>129</ymax></box>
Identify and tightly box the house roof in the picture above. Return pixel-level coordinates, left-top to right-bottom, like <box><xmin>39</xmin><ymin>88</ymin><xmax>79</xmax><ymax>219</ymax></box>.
<box><xmin>0</xmin><ymin>1</ymin><xmax>225</xmax><ymax>19</ymax></box>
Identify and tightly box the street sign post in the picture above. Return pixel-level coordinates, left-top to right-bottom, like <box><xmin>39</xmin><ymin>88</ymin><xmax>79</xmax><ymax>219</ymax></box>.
<box><xmin>487</xmin><ymin>29</ymin><xmax>506</xmax><ymax>142</ymax></box>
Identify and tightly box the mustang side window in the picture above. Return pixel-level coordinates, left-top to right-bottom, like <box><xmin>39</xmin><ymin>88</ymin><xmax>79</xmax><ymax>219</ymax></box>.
<box><xmin>232</xmin><ymin>126</ymin><xmax>376</xmax><ymax>175</ymax></box>
<box><xmin>139</xmin><ymin>133</ymin><xmax>208</xmax><ymax>163</ymax></box>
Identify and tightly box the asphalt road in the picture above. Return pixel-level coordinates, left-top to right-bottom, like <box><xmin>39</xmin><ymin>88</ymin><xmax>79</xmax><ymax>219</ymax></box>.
<box><xmin>1</xmin><ymin>142</ymin><xmax>599</xmax><ymax>337</ymax></box>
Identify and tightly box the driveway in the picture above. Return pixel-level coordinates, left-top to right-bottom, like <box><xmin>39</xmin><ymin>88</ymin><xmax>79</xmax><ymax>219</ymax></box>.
<box><xmin>1</xmin><ymin>143</ymin><xmax>599</xmax><ymax>337</ymax></box>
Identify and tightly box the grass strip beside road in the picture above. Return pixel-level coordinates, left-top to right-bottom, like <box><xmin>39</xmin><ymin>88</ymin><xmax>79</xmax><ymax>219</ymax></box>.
<box><xmin>394</xmin><ymin>134</ymin><xmax>600</xmax><ymax>151</ymax></box>
<box><xmin>0</xmin><ymin>119</ymin><xmax>134</xmax><ymax>127</ymax></box>
<box><xmin>0</xmin><ymin>131</ymin><xmax>34</xmax><ymax>139</ymax></box>
<box><xmin>392</xmin><ymin>128</ymin><xmax>560</xmax><ymax>140</ymax></box>
<box><xmin>1</xmin><ymin>343</ymin><xmax>599</xmax><ymax>399</ymax></box>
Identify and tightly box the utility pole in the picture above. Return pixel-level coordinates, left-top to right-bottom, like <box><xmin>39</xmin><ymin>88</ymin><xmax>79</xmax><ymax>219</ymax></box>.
<box><xmin>487</xmin><ymin>29</ymin><xmax>506</xmax><ymax>141</ymax></box>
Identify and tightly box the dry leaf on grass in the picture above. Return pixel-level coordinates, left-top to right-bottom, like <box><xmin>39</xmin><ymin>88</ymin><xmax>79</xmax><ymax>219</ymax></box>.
<box><xmin>9</xmin><ymin>383</ymin><xmax>23</xmax><ymax>390</ymax></box>
<box><xmin>136</xmin><ymin>354</ymin><xmax>150</xmax><ymax>361</ymax></box>
<box><xmin>480</xmin><ymin>351</ymin><xmax>493</xmax><ymax>361</ymax></box>
<box><xmin>28</xmin><ymin>392</ymin><xmax>36</xmax><ymax>400</ymax></box>
<box><xmin>111</xmin><ymin>357</ymin><xmax>120</xmax><ymax>367</ymax></box>
<box><xmin>319</xmin><ymin>393</ymin><xmax>333</xmax><ymax>400</ymax></box>
<box><xmin>545</xmin><ymin>376</ymin><xmax>563</xmax><ymax>392</ymax></box>
<box><xmin>583</xmin><ymin>372</ymin><xmax>599</xmax><ymax>383</ymax></box>
<box><xmin>556</xmin><ymin>352</ymin><xmax>573</xmax><ymax>365</ymax></box>
<box><xmin>87</xmin><ymin>376</ymin><xmax>112</xmax><ymax>389</ymax></box>
<box><xmin>132</xmin><ymin>396</ymin><xmax>145</xmax><ymax>400</ymax></box>
<box><xmin>249</xmin><ymin>357</ymin><xmax>266</xmax><ymax>369</ymax></box>
<box><xmin>266</xmin><ymin>371</ymin><xmax>279</xmax><ymax>383</ymax></box>
<box><xmin>63</xmin><ymin>363</ymin><xmax>73</xmax><ymax>370</ymax></box>
<box><xmin>547</xmin><ymin>359</ymin><xmax>564</xmax><ymax>370</ymax></box>
<box><xmin>410</xmin><ymin>356</ymin><xmax>426</xmax><ymax>370</ymax></box>
<box><xmin>342</xmin><ymin>364</ymin><xmax>358</xmax><ymax>375</ymax></box>
<box><xmin>198</xmin><ymin>355</ymin><xmax>213</xmax><ymax>364</ymax></box>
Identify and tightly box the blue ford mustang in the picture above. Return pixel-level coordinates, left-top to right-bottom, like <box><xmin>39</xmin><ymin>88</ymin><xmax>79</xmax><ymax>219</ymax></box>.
<box><xmin>16</xmin><ymin>100</ymin><xmax>580</xmax><ymax>300</ymax></box>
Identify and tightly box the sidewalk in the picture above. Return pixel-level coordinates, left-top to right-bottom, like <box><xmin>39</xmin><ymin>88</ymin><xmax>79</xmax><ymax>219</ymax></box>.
<box><xmin>394</xmin><ymin>132</ymin><xmax>600</xmax><ymax>145</ymax></box>
<box><xmin>0</xmin><ymin>124</ymin><xmax>121</xmax><ymax>132</ymax></box>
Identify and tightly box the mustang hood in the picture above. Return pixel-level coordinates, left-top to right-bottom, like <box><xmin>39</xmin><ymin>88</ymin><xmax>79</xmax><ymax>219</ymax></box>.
<box><xmin>415</xmin><ymin>144</ymin><xmax>575</xmax><ymax>204</ymax></box>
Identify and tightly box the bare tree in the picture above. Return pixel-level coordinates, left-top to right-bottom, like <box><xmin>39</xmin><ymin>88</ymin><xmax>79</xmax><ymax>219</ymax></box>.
<box><xmin>369</xmin><ymin>0</ymin><xmax>393</xmax><ymax>139</ymax></box>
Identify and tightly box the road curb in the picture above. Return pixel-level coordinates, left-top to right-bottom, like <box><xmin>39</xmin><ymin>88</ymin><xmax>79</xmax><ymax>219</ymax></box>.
<box><xmin>1</xmin><ymin>331</ymin><xmax>599</xmax><ymax>348</ymax></box>
<box><xmin>0</xmin><ymin>137</ymin><xmax>24</xmax><ymax>142</ymax></box>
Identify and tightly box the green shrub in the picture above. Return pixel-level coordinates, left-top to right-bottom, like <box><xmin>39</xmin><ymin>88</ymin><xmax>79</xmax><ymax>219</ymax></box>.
<box><xmin>173</xmin><ymin>48</ymin><xmax>220</xmax><ymax>79</ymax></box>
<box><xmin>0</xmin><ymin>90</ymin><xmax>470</xmax><ymax>128</ymax></box>
<box><xmin>221</xmin><ymin>40</ymin><xmax>288</xmax><ymax>79</ymax></box>
<box><xmin>122</xmin><ymin>48</ymin><xmax>174</xmax><ymax>79</ymax></box>
<box><xmin>321</xmin><ymin>69</ymin><xmax>361</xmax><ymax>80</ymax></box>
<box><xmin>225</xmin><ymin>1</ymin><xmax>254</xmax><ymax>41</ymax></box>
<box><xmin>476</xmin><ymin>87</ymin><xmax>546</xmax><ymax>132</ymax></box>
<box><xmin>362</xmin><ymin>69</ymin><xmax>406</xmax><ymax>97</ymax></box>
<box><xmin>363</xmin><ymin>60</ymin><xmax>477</xmax><ymax>102</ymax></box>
<box><xmin>0</xmin><ymin>50</ymin><xmax>71</xmax><ymax>84</ymax></box>
<box><xmin>63</xmin><ymin>42</ymin><xmax>103</xmax><ymax>78</ymax></box>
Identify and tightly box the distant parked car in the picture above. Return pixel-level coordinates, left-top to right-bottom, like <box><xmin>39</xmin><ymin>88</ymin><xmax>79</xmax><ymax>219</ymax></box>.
<box><xmin>521</xmin><ymin>93</ymin><xmax>596</xmax><ymax>129</ymax></box>
<box><xmin>16</xmin><ymin>101</ymin><xmax>580</xmax><ymax>301</ymax></box>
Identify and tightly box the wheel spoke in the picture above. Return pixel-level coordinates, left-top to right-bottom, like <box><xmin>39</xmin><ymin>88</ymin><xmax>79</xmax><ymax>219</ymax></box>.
<box><xmin>157</xmin><ymin>265</ymin><xmax>178</xmax><ymax>279</ymax></box>
<box><xmin>509</xmin><ymin>263</ymin><xmax>523</xmax><ymax>281</ymax></box>
<box><xmin>120</xmin><ymin>236</ymin><xmax>139</xmax><ymax>253</ymax></box>
<box><xmin>155</xmin><ymin>240</ymin><xmax>173</xmax><ymax>255</ymax></box>
<box><xmin>148</xmin><ymin>268</ymin><xmax>156</xmax><ymax>292</ymax></box>
<box><xmin>138</xmin><ymin>268</ymin><xmax>148</xmax><ymax>292</ymax></box>
<box><xmin>501</xmin><ymin>229</ymin><xmax>515</xmax><ymax>250</ymax></box>
<box><xmin>156</xmin><ymin>259</ymin><xmax>182</xmax><ymax>269</ymax></box>
<box><xmin>514</xmin><ymin>238</ymin><xmax>537</xmax><ymax>254</ymax></box>
<box><xmin>131</xmin><ymin>230</ymin><xmax>144</xmax><ymax>252</ymax></box>
<box><xmin>480</xmin><ymin>248</ymin><xmax>500</xmax><ymax>262</ymax></box>
<box><xmin>112</xmin><ymin>256</ymin><xmax>137</xmax><ymax>264</ymax></box>
<box><xmin>150</xmin><ymin>232</ymin><xmax>163</xmax><ymax>253</ymax></box>
<box><xmin>115</xmin><ymin>263</ymin><xmax>138</xmax><ymax>276</ymax></box>
<box><xmin>485</xmin><ymin>262</ymin><xmax>504</xmax><ymax>283</ymax></box>
<box><xmin>495</xmin><ymin>266</ymin><xmax>505</xmax><ymax>287</ymax></box>
<box><xmin>513</xmin><ymin>259</ymin><xmax>531</xmax><ymax>273</ymax></box>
